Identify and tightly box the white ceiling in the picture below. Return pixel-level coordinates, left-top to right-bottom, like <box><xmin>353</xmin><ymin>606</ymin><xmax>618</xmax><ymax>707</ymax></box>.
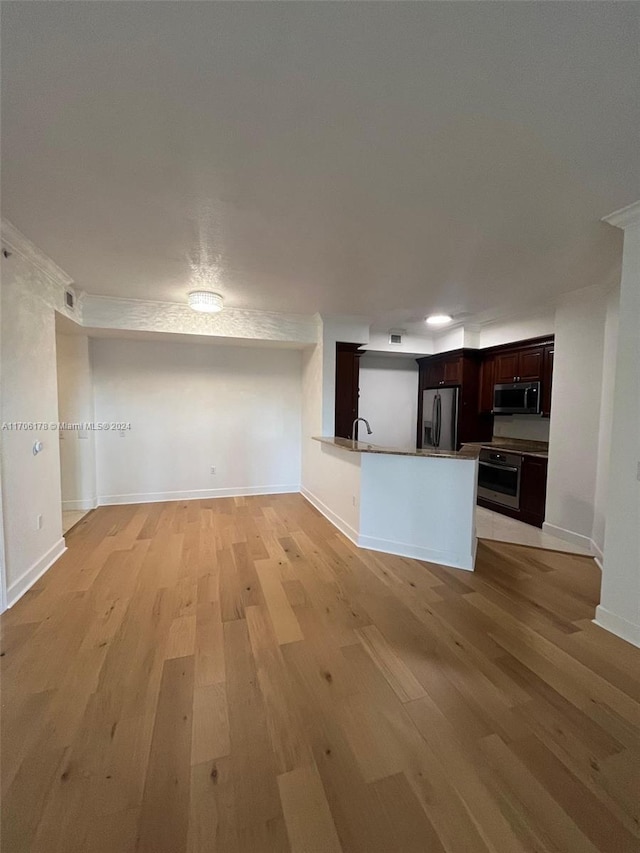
<box><xmin>2</xmin><ymin>2</ymin><xmax>638</xmax><ymax>329</ymax></box>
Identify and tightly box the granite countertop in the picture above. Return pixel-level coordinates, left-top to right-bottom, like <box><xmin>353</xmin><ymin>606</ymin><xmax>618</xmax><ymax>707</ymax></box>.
<box><xmin>462</xmin><ymin>438</ymin><xmax>549</xmax><ymax>458</ymax></box>
<box><xmin>313</xmin><ymin>436</ymin><xmax>480</xmax><ymax>460</ymax></box>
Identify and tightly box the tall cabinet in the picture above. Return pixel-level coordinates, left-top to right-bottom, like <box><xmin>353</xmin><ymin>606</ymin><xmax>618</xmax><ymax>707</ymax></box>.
<box><xmin>334</xmin><ymin>342</ymin><xmax>364</xmax><ymax>440</ymax></box>
<box><xmin>416</xmin><ymin>350</ymin><xmax>493</xmax><ymax>449</ymax></box>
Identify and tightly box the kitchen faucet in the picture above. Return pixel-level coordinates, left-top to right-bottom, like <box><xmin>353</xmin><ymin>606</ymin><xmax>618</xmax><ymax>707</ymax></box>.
<box><xmin>352</xmin><ymin>417</ymin><xmax>372</xmax><ymax>444</ymax></box>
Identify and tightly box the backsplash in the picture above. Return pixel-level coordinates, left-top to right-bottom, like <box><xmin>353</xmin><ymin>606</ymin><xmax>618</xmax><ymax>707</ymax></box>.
<box><xmin>493</xmin><ymin>415</ymin><xmax>550</xmax><ymax>443</ymax></box>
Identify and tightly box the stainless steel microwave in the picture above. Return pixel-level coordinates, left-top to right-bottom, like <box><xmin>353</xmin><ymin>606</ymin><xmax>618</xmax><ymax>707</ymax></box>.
<box><xmin>493</xmin><ymin>381</ymin><xmax>541</xmax><ymax>415</ymax></box>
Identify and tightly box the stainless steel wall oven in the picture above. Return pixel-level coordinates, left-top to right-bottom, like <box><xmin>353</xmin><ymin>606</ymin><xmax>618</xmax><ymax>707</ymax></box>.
<box><xmin>477</xmin><ymin>449</ymin><xmax>522</xmax><ymax>510</ymax></box>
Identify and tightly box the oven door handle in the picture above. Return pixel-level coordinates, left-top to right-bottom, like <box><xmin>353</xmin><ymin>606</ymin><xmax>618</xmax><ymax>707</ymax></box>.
<box><xmin>479</xmin><ymin>462</ymin><xmax>520</xmax><ymax>473</ymax></box>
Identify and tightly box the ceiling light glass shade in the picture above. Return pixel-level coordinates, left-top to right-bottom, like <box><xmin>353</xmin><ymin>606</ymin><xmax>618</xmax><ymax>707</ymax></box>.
<box><xmin>426</xmin><ymin>313</ymin><xmax>453</xmax><ymax>327</ymax></box>
<box><xmin>188</xmin><ymin>290</ymin><xmax>224</xmax><ymax>313</ymax></box>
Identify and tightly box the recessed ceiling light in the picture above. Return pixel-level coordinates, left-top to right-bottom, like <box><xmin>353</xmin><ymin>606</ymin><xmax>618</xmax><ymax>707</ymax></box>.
<box><xmin>426</xmin><ymin>314</ymin><xmax>453</xmax><ymax>327</ymax></box>
<box><xmin>188</xmin><ymin>291</ymin><xmax>224</xmax><ymax>313</ymax></box>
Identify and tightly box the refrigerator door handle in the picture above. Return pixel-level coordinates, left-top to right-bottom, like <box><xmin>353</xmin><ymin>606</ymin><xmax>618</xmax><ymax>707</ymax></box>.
<box><xmin>453</xmin><ymin>388</ymin><xmax>458</xmax><ymax>449</ymax></box>
<box><xmin>436</xmin><ymin>394</ymin><xmax>442</xmax><ymax>447</ymax></box>
<box><xmin>430</xmin><ymin>395</ymin><xmax>437</xmax><ymax>447</ymax></box>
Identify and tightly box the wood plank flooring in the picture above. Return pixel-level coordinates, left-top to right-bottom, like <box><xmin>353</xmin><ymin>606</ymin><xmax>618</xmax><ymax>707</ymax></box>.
<box><xmin>1</xmin><ymin>494</ymin><xmax>639</xmax><ymax>852</ymax></box>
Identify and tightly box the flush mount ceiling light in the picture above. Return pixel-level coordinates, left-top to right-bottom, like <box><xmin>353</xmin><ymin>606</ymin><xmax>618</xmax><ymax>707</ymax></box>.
<box><xmin>426</xmin><ymin>313</ymin><xmax>453</xmax><ymax>327</ymax></box>
<box><xmin>188</xmin><ymin>290</ymin><xmax>224</xmax><ymax>313</ymax></box>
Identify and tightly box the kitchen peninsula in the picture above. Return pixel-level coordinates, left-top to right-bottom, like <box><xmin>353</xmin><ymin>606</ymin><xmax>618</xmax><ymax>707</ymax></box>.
<box><xmin>305</xmin><ymin>437</ymin><xmax>480</xmax><ymax>571</ymax></box>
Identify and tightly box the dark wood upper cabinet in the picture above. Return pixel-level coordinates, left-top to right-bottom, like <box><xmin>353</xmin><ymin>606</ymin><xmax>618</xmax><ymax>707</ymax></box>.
<box><xmin>518</xmin><ymin>347</ymin><xmax>544</xmax><ymax>381</ymax></box>
<box><xmin>425</xmin><ymin>360</ymin><xmax>444</xmax><ymax>387</ymax></box>
<box><xmin>443</xmin><ymin>357</ymin><xmax>463</xmax><ymax>385</ymax></box>
<box><xmin>478</xmin><ymin>356</ymin><xmax>495</xmax><ymax>414</ymax></box>
<box><xmin>494</xmin><ymin>352</ymin><xmax>520</xmax><ymax>384</ymax></box>
<box><xmin>494</xmin><ymin>346</ymin><xmax>543</xmax><ymax>384</ymax></box>
<box><xmin>421</xmin><ymin>354</ymin><xmax>462</xmax><ymax>389</ymax></box>
<box><xmin>334</xmin><ymin>342</ymin><xmax>363</xmax><ymax>439</ymax></box>
<box><xmin>416</xmin><ymin>335</ymin><xmax>554</xmax><ymax>450</ymax></box>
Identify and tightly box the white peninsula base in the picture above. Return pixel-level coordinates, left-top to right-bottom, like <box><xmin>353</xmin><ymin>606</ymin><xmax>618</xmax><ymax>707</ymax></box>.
<box><xmin>303</xmin><ymin>438</ymin><xmax>479</xmax><ymax>572</ymax></box>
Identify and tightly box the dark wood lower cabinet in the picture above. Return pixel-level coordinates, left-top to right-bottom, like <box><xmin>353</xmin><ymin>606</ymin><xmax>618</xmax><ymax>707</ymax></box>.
<box><xmin>478</xmin><ymin>454</ymin><xmax>548</xmax><ymax>529</ymax></box>
<box><xmin>519</xmin><ymin>455</ymin><xmax>548</xmax><ymax>527</ymax></box>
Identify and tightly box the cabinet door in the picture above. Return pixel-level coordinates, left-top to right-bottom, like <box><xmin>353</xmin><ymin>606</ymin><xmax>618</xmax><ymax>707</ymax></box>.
<box><xmin>478</xmin><ymin>357</ymin><xmax>495</xmax><ymax>413</ymax></box>
<box><xmin>426</xmin><ymin>360</ymin><xmax>444</xmax><ymax>387</ymax></box>
<box><xmin>520</xmin><ymin>456</ymin><xmax>548</xmax><ymax>527</ymax></box>
<box><xmin>541</xmin><ymin>345</ymin><xmax>554</xmax><ymax>417</ymax></box>
<box><xmin>442</xmin><ymin>357</ymin><xmax>462</xmax><ymax>385</ymax></box>
<box><xmin>334</xmin><ymin>343</ymin><xmax>361</xmax><ymax>439</ymax></box>
<box><xmin>518</xmin><ymin>347</ymin><xmax>543</xmax><ymax>381</ymax></box>
<box><xmin>494</xmin><ymin>352</ymin><xmax>519</xmax><ymax>384</ymax></box>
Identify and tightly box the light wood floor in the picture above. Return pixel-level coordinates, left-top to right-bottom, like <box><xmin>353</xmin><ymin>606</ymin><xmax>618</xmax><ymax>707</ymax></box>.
<box><xmin>2</xmin><ymin>495</ymin><xmax>639</xmax><ymax>853</ymax></box>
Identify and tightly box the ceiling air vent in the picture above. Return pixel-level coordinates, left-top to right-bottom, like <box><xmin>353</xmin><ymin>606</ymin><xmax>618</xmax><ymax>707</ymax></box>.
<box><xmin>389</xmin><ymin>329</ymin><xmax>404</xmax><ymax>345</ymax></box>
<box><xmin>65</xmin><ymin>289</ymin><xmax>75</xmax><ymax>311</ymax></box>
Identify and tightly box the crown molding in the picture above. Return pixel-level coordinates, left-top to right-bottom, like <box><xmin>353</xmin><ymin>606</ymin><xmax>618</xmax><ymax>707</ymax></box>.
<box><xmin>602</xmin><ymin>200</ymin><xmax>640</xmax><ymax>230</ymax></box>
<box><xmin>1</xmin><ymin>219</ymin><xmax>74</xmax><ymax>288</ymax></box>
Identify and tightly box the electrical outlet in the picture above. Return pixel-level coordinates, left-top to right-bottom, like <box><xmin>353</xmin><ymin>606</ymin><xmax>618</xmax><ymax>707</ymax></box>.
<box><xmin>210</xmin><ymin>466</ymin><xmax>216</xmax><ymax>475</ymax></box>
<box><xmin>36</xmin><ymin>514</ymin><xmax>43</xmax><ymax>530</ymax></box>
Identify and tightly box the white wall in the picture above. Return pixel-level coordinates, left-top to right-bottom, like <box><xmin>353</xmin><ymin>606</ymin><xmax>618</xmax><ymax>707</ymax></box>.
<box><xmin>431</xmin><ymin>327</ymin><xmax>465</xmax><ymax>353</ymax></box>
<box><xmin>592</xmin><ymin>286</ymin><xmax>620</xmax><ymax>558</ymax></box>
<box><xmin>597</xmin><ymin>208</ymin><xmax>640</xmax><ymax>648</ymax></box>
<box><xmin>91</xmin><ymin>338</ymin><xmax>302</xmax><ymax>502</ymax></box>
<box><xmin>358</xmin><ymin>355</ymin><xmax>418</xmax><ymax>448</ymax></box>
<box><xmin>544</xmin><ymin>286</ymin><xmax>608</xmax><ymax>548</ymax></box>
<box><xmin>479</xmin><ymin>311</ymin><xmax>555</xmax><ymax>349</ymax></box>
<box><xmin>56</xmin><ymin>332</ymin><xmax>97</xmax><ymax>510</ymax></box>
<box><xmin>361</xmin><ymin>330</ymin><xmax>433</xmax><ymax>356</ymax></box>
<box><xmin>302</xmin><ymin>442</ymin><xmax>362</xmax><ymax>541</ymax></box>
<box><xmin>0</xmin><ymin>249</ymin><xmax>65</xmax><ymax>604</ymax></box>
<box><xmin>301</xmin><ymin>316</ymin><xmax>370</xmax><ymax>515</ymax></box>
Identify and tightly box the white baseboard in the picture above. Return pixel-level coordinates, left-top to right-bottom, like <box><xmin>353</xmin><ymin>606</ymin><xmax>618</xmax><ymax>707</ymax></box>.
<box><xmin>62</xmin><ymin>498</ymin><xmax>98</xmax><ymax>512</ymax></box>
<box><xmin>542</xmin><ymin>522</ymin><xmax>593</xmax><ymax>551</ymax></box>
<box><xmin>542</xmin><ymin>522</ymin><xmax>605</xmax><ymax>565</ymax></box>
<box><xmin>358</xmin><ymin>533</ymin><xmax>476</xmax><ymax>572</ymax></box>
<box><xmin>591</xmin><ymin>540</ymin><xmax>604</xmax><ymax>570</ymax></box>
<box><xmin>594</xmin><ymin>605</ymin><xmax>640</xmax><ymax>649</ymax></box>
<box><xmin>300</xmin><ymin>488</ymin><xmax>359</xmax><ymax>546</ymax></box>
<box><xmin>98</xmin><ymin>484</ymin><xmax>300</xmax><ymax>506</ymax></box>
<box><xmin>302</xmin><ymin>488</ymin><xmax>476</xmax><ymax>572</ymax></box>
<box><xmin>6</xmin><ymin>537</ymin><xmax>67</xmax><ymax>609</ymax></box>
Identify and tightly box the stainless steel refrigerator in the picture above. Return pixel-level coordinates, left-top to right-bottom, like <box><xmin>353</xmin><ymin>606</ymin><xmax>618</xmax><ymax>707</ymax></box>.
<box><xmin>422</xmin><ymin>387</ymin><xmax>459</xmax><ymax>451</ymax></box>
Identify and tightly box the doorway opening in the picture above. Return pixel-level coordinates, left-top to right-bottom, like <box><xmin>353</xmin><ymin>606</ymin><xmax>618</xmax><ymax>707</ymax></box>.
<box><xmin>55</xmin><ymin>315</ymin><xmax>97</xmax><ymax>536</ymax></box>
